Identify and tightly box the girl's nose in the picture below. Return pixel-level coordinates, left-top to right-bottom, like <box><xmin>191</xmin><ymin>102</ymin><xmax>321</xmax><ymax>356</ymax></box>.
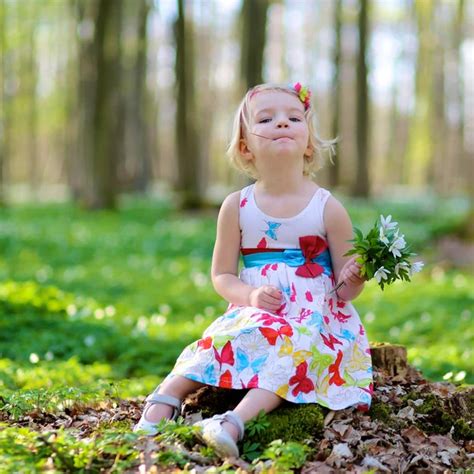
<box><xmin>276</xmin><ymin>118</ymin><xmax>289</xmax><ymax>128</ymax></box>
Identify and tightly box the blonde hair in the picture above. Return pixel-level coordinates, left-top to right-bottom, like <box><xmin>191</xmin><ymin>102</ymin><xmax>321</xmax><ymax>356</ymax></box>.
<box><xmin>226</xmin><ymin>83</ymin><xmax>337</xmax><ymax>179</ymax></box>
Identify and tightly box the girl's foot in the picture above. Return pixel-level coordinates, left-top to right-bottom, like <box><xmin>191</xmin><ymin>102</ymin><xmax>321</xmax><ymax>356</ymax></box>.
<box><xmin>221</xmin><ymin>421</ymin><xmax>239</xmax><ymax>442</ymax></box>
<box><xmin>133</xmin><ymin>388</ymin><xmax>182</xmax><ymax>436</ymax></box>
<box><xmin>194</xmin><ymin>411</ymin><xmax>245</xmax><ymax>458</ymax></box>
<box><xmin>141</xmin><ymin>403</ymin><xmax>174</xmax><ymax>423</ymax></box>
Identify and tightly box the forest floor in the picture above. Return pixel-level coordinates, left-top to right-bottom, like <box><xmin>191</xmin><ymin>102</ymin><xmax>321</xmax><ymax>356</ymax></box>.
<box><xmin>2</xmin><ymin>364</ymin><xmax>472</xmax><ymax>473</ymax></box>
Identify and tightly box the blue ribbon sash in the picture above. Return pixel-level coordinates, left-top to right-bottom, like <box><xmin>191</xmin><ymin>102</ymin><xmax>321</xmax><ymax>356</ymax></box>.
<box><xmin>242</xmin><ymin>249</ymin><xmax>333</xmax><ymax>277</ymax></box>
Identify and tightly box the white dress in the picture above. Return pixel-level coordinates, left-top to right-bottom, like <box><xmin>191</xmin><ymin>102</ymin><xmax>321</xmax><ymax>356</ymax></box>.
<box><xmin>166</xmin><ymin>184</ymin><xmax>373</xmax><ymax>410</ymax></box>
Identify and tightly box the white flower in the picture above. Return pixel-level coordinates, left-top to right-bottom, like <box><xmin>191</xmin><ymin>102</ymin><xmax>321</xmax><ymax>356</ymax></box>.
<box><xmin>374</xmin><ymin>266</ymin><xmax>390</xmax><ymax>283</ymax></box>
<box><xmin>379</xmin><ymin>227</ymin><xmax>390</xmax><ymax>245</ymax></box>
<box><xmin>410</xmin><ymin>261</ymin><xmax>424</xmax><ymax>275</ymax></box>
<box><xmin>380</xmin><ymin>215</ymin><xmax>398</xmax><ymax>232</ymax></box>
<box><xmin>389</xmin><ymin>231</ymin><xmax>406</xmax><ymax>258</ymax></box>
<box><xmin>395</xmin><ymin>261</ymin><xmax>410</xmax><ymax>276</ymax></box>
<box><xmin>84</xmin><ymin>335</ymin><xmax>96</xmax><ymax>347</ymax></box>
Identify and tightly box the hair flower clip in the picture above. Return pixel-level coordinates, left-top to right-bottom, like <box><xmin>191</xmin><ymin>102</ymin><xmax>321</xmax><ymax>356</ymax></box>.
<box><xmin>293</xmin><ymin>82</ymin><xmax>311</xmax><ymax>110</ymax></box>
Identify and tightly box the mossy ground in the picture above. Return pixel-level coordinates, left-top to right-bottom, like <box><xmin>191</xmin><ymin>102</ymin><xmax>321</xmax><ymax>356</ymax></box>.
<box><xmin>243</xmin><ymin>403</ymin><xmax>325</xmax><ymax>447</ymax></box>
<box><xmin>402</xmin><ymin>389</ymin><xmax>474</xmax><ymax>440</ymax></box>
<box><xmin>369</xmin><ymin>400</ymin><xmax>393</xmax><ymax>424</ymax></box>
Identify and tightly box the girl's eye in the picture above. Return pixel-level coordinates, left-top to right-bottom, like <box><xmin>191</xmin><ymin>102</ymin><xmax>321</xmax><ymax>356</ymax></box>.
<box><xmin>290</xmin><ymin>117</ymin><xmax>302</xmax><ymax>122</ymax></box>
<box><xmin>258</xmin><ymin>118</ymin><xmax>271</xmax><ymax>123</ymax></box>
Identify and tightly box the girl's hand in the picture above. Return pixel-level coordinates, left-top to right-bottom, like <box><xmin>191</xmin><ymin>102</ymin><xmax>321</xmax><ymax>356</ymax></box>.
<box><xmin>338</xmin><ymin>256</ymin><xmax>365</xmax><ymax>288</ymax></box>
<box><xmin>248</xmin><ymin>285</ymin><xmax>283</xmax><ymax>312</ymax></box>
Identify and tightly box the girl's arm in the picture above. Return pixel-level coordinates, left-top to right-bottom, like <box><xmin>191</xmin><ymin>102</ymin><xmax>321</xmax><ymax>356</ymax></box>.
<box><xmin>324</xmin><ymin>196</ymin><xmax>365</xmax><ymax>301</ymax></box>
<box><xmin>211</xmin><ymin>191</ymin><xmax>255</xmax><ymax>306</ymax></box>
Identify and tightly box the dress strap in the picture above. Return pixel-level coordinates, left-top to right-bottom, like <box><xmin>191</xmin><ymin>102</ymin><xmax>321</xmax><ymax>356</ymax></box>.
<box><xmin>239</xmin><ymin>185</ymin><xmax>253</xmax><ymax>207</ymax></box>
<box><xmin>312</xmin><ymin>188</ymin><xmax>332</xmax><ymax>237</ymax></box>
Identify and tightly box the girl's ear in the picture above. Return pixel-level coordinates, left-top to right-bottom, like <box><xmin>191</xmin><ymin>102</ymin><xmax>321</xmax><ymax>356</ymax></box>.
<box><xmin>239</xmin><ymin>138</ymin><xmax>253</xmax><ymax>161</ymax></box>
<box><xmin>304</xmin><ymin>143</ymin><xmax>313</xmax><ymax>159</ymax></box>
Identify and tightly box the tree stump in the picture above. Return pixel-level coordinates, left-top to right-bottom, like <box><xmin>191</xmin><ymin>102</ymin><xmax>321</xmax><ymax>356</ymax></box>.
<box><xmin>370</xmin><ymin>342</ymin><xmax>408</xmax><ymax>377</ymax></box>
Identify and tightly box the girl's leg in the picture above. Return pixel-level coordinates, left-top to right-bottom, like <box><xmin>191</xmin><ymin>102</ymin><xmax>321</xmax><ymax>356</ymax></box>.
<box><xmin>144</xmin><ymin>375</ymin><xmax>205</xmax><ymax>422</ymax></box>
<box><xmin>222</xmin><ymin>388</ymin><xmax>283</xmax><ymax>441</ymax></box>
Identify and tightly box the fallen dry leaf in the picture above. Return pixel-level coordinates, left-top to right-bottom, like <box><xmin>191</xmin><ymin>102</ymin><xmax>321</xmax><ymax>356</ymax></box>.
<box><xmin>401</xmin><ymin>425</ymin><xmax>428</xmax><ymax>445</ymax></box>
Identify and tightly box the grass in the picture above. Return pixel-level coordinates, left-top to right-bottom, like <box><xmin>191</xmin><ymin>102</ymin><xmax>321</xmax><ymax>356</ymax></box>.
<box><xmin>0</xmin><ymin>194</ymin><xmax>472</xmax><ymax>385</ymax></box>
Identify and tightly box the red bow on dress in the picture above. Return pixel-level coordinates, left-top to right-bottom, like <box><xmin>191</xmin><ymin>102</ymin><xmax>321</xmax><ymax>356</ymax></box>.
<box><xmin>295</xmin><ymin>235</ymin><xmax>328</xmax><ymax>278</ymax></box>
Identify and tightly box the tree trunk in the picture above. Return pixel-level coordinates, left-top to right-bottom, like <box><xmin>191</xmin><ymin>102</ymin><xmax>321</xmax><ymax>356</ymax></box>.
<box><xmin>369</xmin><ymin>342</ymin><xmax>408</xmax><ymax>377</ymax></box>
<box><xmin>387</xmin><ymin>55</ymin><xmax>405</xmax><ymax>186</ymax></box>
<box><xmin>453</xmin><ymin>0</ymin><xmax>474</xmax><ymax>239</ymax></box>
<box><xmin>194</xmin><ymin>1</ymin><xmax>215</xmax><ymax>198</ymax></box>
<box><xmin>63</xmin><ymin>1</ymin><xmax>79</xmax><ymax>201</ymax></box>
<box><xmin>26</xmin><ymin>11</ymin><xmax>39</xmax><ymax>200</ymax></box>
<box><xmin>91</xmin><ymin>0</ymin><xmax>122</xmax><ymax>209</ymax></box>
<box><xmin>76</xmin><ymin>0</ymin><xmax>123</xmax><ymax>209</ymax></box>
<box><xmin>329</xmin><ymin>0</ymin><xmax>342</xmax><ymax>188</ymax></box>
<box><xmin>431</xmin><ymin>20</ymin><xmax>446</xmax><ymax>194</ymax></box>
<box><xmin>76</xmin><ymin>0</ymin><xmax>98</xmax><ymax>204</ymax></box>
<box><xmin>174</xmin><ymin>0</ymin><xmax>202</xmax><ymax>209</ymax></box>
<box><xmin>0</xmin><ymin>0</ymin><xmax>7</xmax><ymax>206</ymax></box>
<box><xmin>404</xmin><ymin>0</ymin><xmax>435</xmax><ymax>187</ymax></box>
<box><xmin>352</xmin><ymin>0</ymin><xmax>370</xmax><ymax>197</ymax></box>
<box><xmin>131</xmin><ymin>0</ymin><xmax>152</xmax><ymax>193</ymax></box>
<box><xmin>240</xmin><ymin>0</ymin><xmax>269</xmax><ymax>90</ymax></box>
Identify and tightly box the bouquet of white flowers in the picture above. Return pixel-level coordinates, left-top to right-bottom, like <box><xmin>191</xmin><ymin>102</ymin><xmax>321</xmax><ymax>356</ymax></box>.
<box><xmin>334</xmin><ymin>215</ymin><xmax>424</xmax><ymax>292</ymax></box>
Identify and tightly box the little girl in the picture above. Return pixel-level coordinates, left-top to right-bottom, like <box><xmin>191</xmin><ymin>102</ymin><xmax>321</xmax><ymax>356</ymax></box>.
<box><xmin>134</xmin><ymin>83</ymin><xmax>373</xmax><ymax>458</ymax></box>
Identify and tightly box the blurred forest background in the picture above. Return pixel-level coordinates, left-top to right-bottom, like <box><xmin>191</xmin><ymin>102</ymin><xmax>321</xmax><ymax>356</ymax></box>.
<box><xmin>0</xmin><ymin>2</ymin><xmax>473</xmax><ymax>468</ymax></box>
<box><xmin>0</xmin><ymin>0</ymin><xmax>473</xmax><ymax>210</ymax></box>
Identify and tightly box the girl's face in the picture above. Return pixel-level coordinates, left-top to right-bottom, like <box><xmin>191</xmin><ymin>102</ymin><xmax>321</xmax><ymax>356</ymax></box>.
<box><xmin>241</xmin><ymin>90</ymin><xmax>311</xmax><ymax>172</ymax></box>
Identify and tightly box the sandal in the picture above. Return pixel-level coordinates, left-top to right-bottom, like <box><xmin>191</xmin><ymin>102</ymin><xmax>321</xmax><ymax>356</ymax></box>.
<box><xmin>133</xmin><ymin>385</ymin><xmax>182</xmax><ymax>436</ymax></box>
<box><xmin>194</xmin><ymin>410</ymin><xmax>245</xmax><ymax>458</ymax></box>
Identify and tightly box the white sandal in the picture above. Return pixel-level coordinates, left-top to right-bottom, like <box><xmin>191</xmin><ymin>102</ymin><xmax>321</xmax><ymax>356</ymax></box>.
<box><xmin>133</xmin><ymin>385</ymin><xmax>182</xmax><ymax>436</ymax></box>
<box><xmin>194</xmin><ymin>410</ymin><xmax>245</xmax><ymax>458</ymax></box>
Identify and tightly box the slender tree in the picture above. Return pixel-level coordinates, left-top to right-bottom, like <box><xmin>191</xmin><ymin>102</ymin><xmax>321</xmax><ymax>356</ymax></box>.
<box><xmin>174</xmin><ymin>0</ymin><xmax>202</xmax><ymax>209</ymax></box>
<box><xmin>63</xmin><ymin>1</ymin><xmax>80</xmax><ymax>200</ymax></box>
<box><xmin>431</xmin><ymin>1</ymin><xmax>446</xmax><ymax>193</ymax></box>
<box><xmin>352</xmin><ymin>0</ymin><xmax>370</xmax><ymax>197</ymax></box>
<box><xmin>329</xmin><ymin>0</ymin><xmax>342</xmax><ymax>188</ymax></box>
<box><xmin>130</xmin><ymin>0</ymin><xmax>152</xmax><ymax>192</ymax></box>
<box><xmin>240</xmin><ymin>0</ymin><xmax>269</xmax><ymax>90</ymax></box>
<box><xmin>454</xmin><ymin>0</ymin><xmax>474</xmax><ymax>239</ymax></box>
<box><xmin>26</xmin><ymin>2</ymin><xmax>39</xmax><ymax>199</ymax></box>
<box><xmin>76</xmin><ymin>0</ymin><xmax>98</xmax><ymax>203</ymax></box>
<box><xmin>92</xmin><ymin>0</ymin><xmax>123</xmax><ymax>208</ymax></box>
<box><xmin>76</xmin><ymin>0</ymin><xmax>123</xmax><ymax>209</ymax></box>
<box><xmin>387</xmin><ymin>53</ymin><xmax>405</xmax><ymax>185</ymax></box>
<box><xmin>0</xmin><ymin>0</ymin><xmax>6</xmax><ymax>206</ymax></box>
<box><xmin>404</xmin><ymin>0</ymin><xmax>435</xmax><ymax>187</ymax></box>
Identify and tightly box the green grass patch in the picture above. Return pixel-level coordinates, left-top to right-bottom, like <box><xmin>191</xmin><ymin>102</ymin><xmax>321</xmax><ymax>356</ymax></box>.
<box><xmin>0</xmin><ymin>195</ymin><xmax>471</xmax><ymax>391</ymax></box>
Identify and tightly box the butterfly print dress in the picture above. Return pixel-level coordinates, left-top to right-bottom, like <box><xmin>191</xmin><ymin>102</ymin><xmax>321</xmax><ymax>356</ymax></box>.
<box><xmin>165</xmin><ymin>185</ymin><xmax>373</xmax><ymax>410</ymax></box>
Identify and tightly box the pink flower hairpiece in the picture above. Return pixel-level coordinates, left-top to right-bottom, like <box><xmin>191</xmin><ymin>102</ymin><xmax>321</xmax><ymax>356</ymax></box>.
<box><xmin>293</xmin><ymin>82</ymin><xmax>311</xmax><ymax>110</ymax></box>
